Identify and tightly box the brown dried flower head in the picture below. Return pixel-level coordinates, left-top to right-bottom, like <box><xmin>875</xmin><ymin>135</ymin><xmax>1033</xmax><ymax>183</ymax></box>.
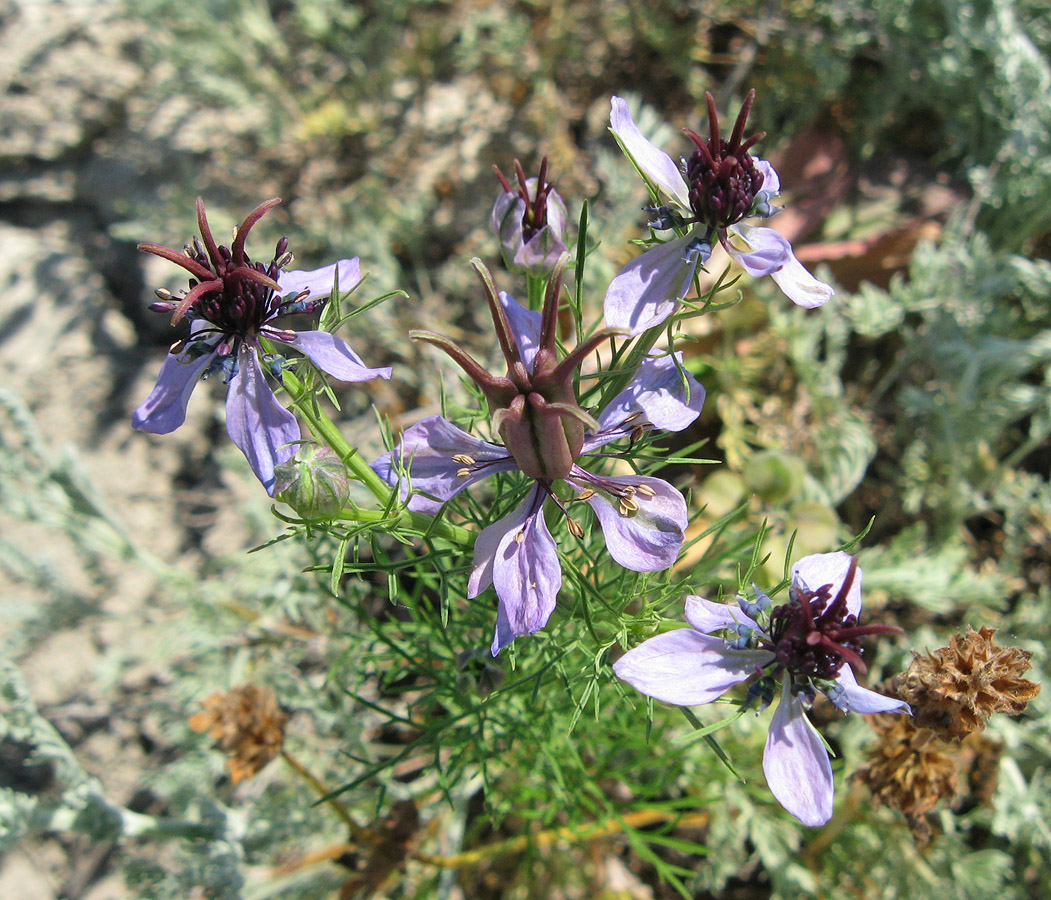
<box><xmin>894</xmin><ymin>626</ymin><xmax>1040</xmax><ymax>742</ymax></box>
<box><xmin>189</xmin><ymin>683</ymin><xmax>289</xmax><ymax>783</ymax></box>
<box><xmin>852</xmin><ymin>713</ymin><xmax>959</xmax><ymax>844</ymax></box>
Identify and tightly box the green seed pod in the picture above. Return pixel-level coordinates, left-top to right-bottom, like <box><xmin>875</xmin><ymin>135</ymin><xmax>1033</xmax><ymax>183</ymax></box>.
<box><xmin>699</xmin><ymin>470</ymin><xmax>747</xmax><ymax>519</ymax></box>
<box><xmin>273</xmin><ymin>445</ymin><xmax>350</xmax><ymax>519</ymax></box>
<box><xmin>742</xmin><ymin>450</ymin><xmax>805</xmax><ymax>504</ymax></box>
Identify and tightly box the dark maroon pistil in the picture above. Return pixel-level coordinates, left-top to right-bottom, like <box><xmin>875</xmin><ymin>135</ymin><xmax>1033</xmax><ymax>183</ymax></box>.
<box><xmin>138</xmin><ymin>197</ymin><xmax>292</xmax><ymax>339</ymax></box>
<box><xmin>765</xmin><ymin>556</ymin><xmax>903</xmax><ymax>681</ymax></box>
<box><xmin>683</xmin><ymin>91</ymin><xmax>766</xmax><ymax>239</ymax></box>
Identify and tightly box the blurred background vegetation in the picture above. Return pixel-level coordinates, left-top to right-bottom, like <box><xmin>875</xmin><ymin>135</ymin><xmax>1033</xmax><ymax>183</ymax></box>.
<box><xmin>1</xmin><ymin>0</ymin><xmax>1049</xmax><ymax>897</ymax></box>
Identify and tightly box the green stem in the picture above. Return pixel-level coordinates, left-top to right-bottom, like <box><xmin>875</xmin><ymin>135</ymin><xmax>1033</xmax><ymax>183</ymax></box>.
<box><xmin>282</xmin><ymin>369</ymin><xmax>391</xmax><ymax>502</ymax></box>
<box><xmin>526</xmin><ymin>273</ymin><xmax>546</xmax><ymax>311</ymax></box>
<box><xmin>281</xmin><ymin>369</ymin><xmax>473</xmax><ymax>547</ymax></box>
<box><xmin>336</xmin><ymin>506</ymin><xmax>474</xmax><ymax>546</ymax></box>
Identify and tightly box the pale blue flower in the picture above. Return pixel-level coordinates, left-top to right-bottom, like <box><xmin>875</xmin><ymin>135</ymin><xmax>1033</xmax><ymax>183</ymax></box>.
<box><xmin>373</xmin><ymin>258</ymin><xmax>704</xmax><ymax>654</ymax></box>
<box><xmin>614</xmin><ymin>552</ymin><xmax>909</xmax><ymax>826</ymax></box>
<box><xmin>133</xmin><ymin>198</ymin><xmax>390</xmax><ymax>494</ymax></box>
<box><xmin>605</xmin><ymin>93</ymin><xmax>834</xmax><ymax>335</ymax></box>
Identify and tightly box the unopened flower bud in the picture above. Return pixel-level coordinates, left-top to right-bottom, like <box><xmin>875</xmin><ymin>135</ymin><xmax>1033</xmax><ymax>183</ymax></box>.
<box><xmin>273</xmin><ymin>445</ymin><xmax>350</xmax><ymax>518</ymax></box>
<box><xmin>491</xmin><ymin>158</ymin><xmax>569</xmax><ymax>276</ymax></box>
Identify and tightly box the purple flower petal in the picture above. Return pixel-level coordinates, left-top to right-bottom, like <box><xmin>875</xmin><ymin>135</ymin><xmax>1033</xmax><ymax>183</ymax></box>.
<box><xmin>609</xmin><ymin>97</ymin><xmax>691</xmax><ymax>212</ymax></box>
<box><xmin>467</xmin><ymin>485</ymin><xmax>561</xmax><ymax>655</ymax></box>
<box><xmin>492</xmin><ymin>184</ymin><xmax>569</xmax><ymax>276</ymax></box>
<box><xmin>831</xmin><ymin>666</ymin><xmax>911</xmax><ymax>715</ymax></box>
<box><xmin>590</xmin><ymin>351</ymin><xmax>706</xmax><ymax>447</ymax></box>
<box><xmin>514</xmin><ymin>183</ymin><xmax>567</xmax><ymax>273</ymax></box>
<box><xmin>491</xmin><ymin>191</ymin><xmax>525</xmax><ymax>250</ymax></box>
<box><xmin>614</xmin><ymin>629</ymin><xmax>770</xmax><ymax>706</ymax></box>
<box><xmin>727</xmin><ymin>224</ymin><xmax>834</xmax><ymax>309</ymax></box>
<box><xmin>277</xmin><ymin>258</ymin><xmax>361</xmax><ymax>301</ymax></box>
<box><xmin>763</xmin><ymin>682</ymin><xmax>834</xmax><ymax>826</ymax></box>
<box><xmin>569</xmin><ymin>472</ymin><xmax>686</xmax><ymax>571</ymax></box>
<box><xmin>371</xmin><ymin>415</ymin><xmax>516</xmax><ymax>513</ymax></box>
<box><xmin>498</xmin><ymin>291</ymin><xmax>542</xmax><ymax>374</ymax></box>
<box><xmin>225</xmin><ymin>344</ymin><xmax>301</xmax><ymax>494</ymax></box>
<box><xmin>753</xmin><ymin>158</ymin><xmax>780</xmax><ymax>197</ymax></box>
<box><xmin>603</xmin><ymin>232</ymin><xmax>706</xmax><ymax>336</ymax></box>
<box><xmin>792</xmin><ymin>551</ymin><xmax>862</xmax><ymax>618</ymax></box>
<box><xmin>725</xmin><ymin>226</ymin><xmax>792</xmax><ymax>277</ymax></box>
<box><xmin>131</xmin><ymin>342</ymin><xmax>217</xmax><ymax>434</ymax></box>
<box><xmin>280</xmin><ymin>330</ymin><xmax>392</xmax><ymax>382</ymax></box>
<box><xmin>684</xmin><ymin>596</ymin><xmax>759</xmax><ymax>634</ymax></box>
<box><xmin>515</xmin><ymin>182</ymin><xmax>569</xmax><ymax>273</ymax></box>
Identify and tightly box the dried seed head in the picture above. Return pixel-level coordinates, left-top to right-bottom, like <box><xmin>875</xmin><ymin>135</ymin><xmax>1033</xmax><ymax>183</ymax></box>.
<box><xmin>189</xmin><ymin>684</ymin><xmax>289</xmax><ymax>783</ymax></box>
<box><xmin>852</xmin><ymin>718</ymin><xmax>952</xmax><ymax>846</ymax></box>
<box><xmin>852</xmin><ymin>713</ymin><xmax>958</xmax><ymax>844</ymax></box>
<box><xmin>893</xmin><ymin>626</ymin><xmax>1041</xmax><ymax>741</ymax></box>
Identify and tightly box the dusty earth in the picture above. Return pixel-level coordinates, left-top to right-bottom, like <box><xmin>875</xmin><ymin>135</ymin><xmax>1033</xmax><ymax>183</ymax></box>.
<box><xmin>0</xmin><ymin>2</ymin><xmax>313</xmax><ymax>896</ymax></box>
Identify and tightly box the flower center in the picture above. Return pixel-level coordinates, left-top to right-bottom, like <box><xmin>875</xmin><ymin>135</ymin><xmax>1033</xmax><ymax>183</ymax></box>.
<box><xmin>140</xmin><ymin>198</ymin><xmax>296</xmax><ymax>341</ymax></box>
<box><xmin>766</xmin><ymin>556</ymin><xmax>867</xmax><ymax>680</ymax></box>
<box><xmin>685</xmin><ymin>145</ymin><xmax>763</xmax><ymax>230</ymax></box>
<box><xmin>683</xmin><ymin>90</ymin><xmax>766</xmax><ymax>235</ymax></box>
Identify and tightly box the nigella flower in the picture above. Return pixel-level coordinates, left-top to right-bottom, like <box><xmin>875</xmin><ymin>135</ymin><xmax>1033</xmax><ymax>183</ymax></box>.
<box><xmin>372</xmin><ymin>256</ymin><xmax>704</xmax><ymax>655</ymax></box>
<box><xmin>132</xmin><ymin>197</ymin><xmax>391</xmax><ymax>494</ymax></box>
<box><xmin>614</xmin><ymin>552</ymin><xmax>909</xmax><ymax>826</ymax></box>
<box><xmin>492</xmin><ymin>158</ymin><xmax>569</xmax><ymax>276</ymax></box>
<box><xmin>605</xmin><ymin>92</ymin><xmax>834</xmax><ymax>335</ymax></box>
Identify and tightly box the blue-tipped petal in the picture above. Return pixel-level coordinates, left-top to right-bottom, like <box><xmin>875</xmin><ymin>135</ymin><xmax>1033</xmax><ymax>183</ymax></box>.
<box><xmin>763</xmin><ymin>681</ymin><xmax>835</xmax><ymax>826</ymax></box>
<box><xmin>281</xmin><ymin>330</ymin><xmax>392</xmax><ymax>382</ymax></box>
<box><xmin>792</xmin><ymin>551</ymin><xmax>863</xmax><ymax>618</ymax></box>
<box><xmin>569</xmin><ymin>472</ymin><xmax>687</xmax><ymax>572</ymax></box>
<box><xmin>727</xmin><ymin>224</ymin><xmax>833</xmax><ymax>309</ymax></box>
<box><xmin>831</xmin><ymin>666</ymin><xmax>911</xmax><ymax>715</ymax></box>
<box><xmin>603</xmin><ymin>231</ymin><xmax>706</xmax><ymax>336</ymax></box>
<box><xmin>497</xmin><ymin>292</ymin><xmax>542</xmax><ymax>374</ymax></box>
<box><xmin>277</xmin><ymin>258</ymin><xmax>361</xmax><ymax>301</ymax></box>
<box><xmin>225</xmin><ymin>345</ymin><xmax>300</xmax><ymax>494</ymax></box>
<box><xmin>590</xmin><ymin>351</ymin><xmax>706</xmax><ymax>448</ymax></box>
<box><xmin>371</xmin><ymin>415</ymin><xmax>516</xmax><ymax>513</ymax></box>
<box><xmin>614</xmin><ymin>629</ymin><xmax>769</xmax><ymax>706</ymax></box>
<box><xmin>132</xmin><ymin>342</ymin><xmax>217</xmax><ymax>434</ymax></box>
<box><xmin>684</xmin><ymin>595</ymin><xmax>760</xmax><ymax>635</ymax></box>
<box><xmin>609</xmin><ymin>96</ymin><xmax>692</xmax><ymax>213</ymax></box>
<box><xmin>467</xmin><ymin>485</ymin><xmax>561</xmax><ymax>655</ymax></box>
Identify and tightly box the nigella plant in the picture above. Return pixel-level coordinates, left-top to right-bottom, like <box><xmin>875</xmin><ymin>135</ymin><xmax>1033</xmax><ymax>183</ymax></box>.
<box><xmin>491</xmin><ymin>158</ymin><xmax>569</xmax><ymax>278</ymax></box>
<box><xmin>605</xmin><ymin>92</ymin><xmax>834</xmax><ymax>335</ymax></box>
<box><xmin>614</xmin><ymin>552</ymin><xmax>909</xmax><ymax>826</ymax></box>
<box><xmin>132</xmin><ymin>197</ymin><xmax>391</xmax><ymax>494</ymax></box>
<box><xmin>373</xmin><ymin>255</ymin><xmax>705</xmax><ymax>654</ymax></box>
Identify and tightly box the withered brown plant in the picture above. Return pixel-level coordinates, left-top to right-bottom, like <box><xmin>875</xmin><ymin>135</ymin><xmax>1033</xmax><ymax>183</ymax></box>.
<box><xmin>189</xmin><ymin>683</ymin><xmax>289</xmax><ymax>783</ymax></box>
<box><xmin>893</xmin><ymin>626</ymin><xmax>1040</xmax><ymax>741</ymax></box>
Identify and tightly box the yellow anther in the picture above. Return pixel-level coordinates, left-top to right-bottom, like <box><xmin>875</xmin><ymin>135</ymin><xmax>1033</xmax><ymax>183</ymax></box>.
<box><xmin>619</xmin><ymin>497</ymin><xmax>640</xmax><ymax>516</ymax></box>
<box><xmin>456</xmin><ymin>467</ymin><xmax>472</xmax><ymax>478</ymax></box>
<box><xmin>636</xmin><ymin>484</ymin><xmax>657</xmax><ymax>497</ymax></box>
<box><xmin>575</xmin><ymin>489</ymin><xmax>595</xmax><ymax>502</ymax></box>
<box><xmin>452</xmin><ymin>454</ymin><xmax>476</xmax><ymax>465</ymax></box>
<box><xmin>567</xmin><ymin>518</ymin><xmax>584</xmax><ymax>539</ymax></box>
